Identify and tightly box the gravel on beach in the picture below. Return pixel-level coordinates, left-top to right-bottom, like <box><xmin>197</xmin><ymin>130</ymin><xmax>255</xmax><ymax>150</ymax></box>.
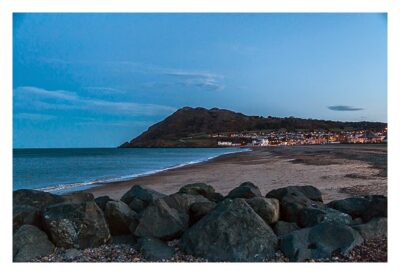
<box><xmin>32</xmin><ymin>238</ymin><xmax>386</xmax><ymax>263</ymax></box>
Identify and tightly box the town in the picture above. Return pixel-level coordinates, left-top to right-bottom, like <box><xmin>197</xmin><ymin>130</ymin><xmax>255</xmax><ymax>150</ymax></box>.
<box><xmin>212</xmin><ymin>128</ymin><xmax>388</xmax><ymax>147</ymax></box>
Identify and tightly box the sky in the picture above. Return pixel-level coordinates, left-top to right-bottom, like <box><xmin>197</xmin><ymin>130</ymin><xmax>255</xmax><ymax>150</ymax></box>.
<box><xmin>13</xmin><ymin>13</ymin><xmax>387</xmax><ymax>148</ymax></box>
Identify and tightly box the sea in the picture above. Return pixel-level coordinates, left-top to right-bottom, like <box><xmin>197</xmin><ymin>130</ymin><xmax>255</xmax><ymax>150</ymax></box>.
<box><xmin>13</xmin><ymin>147</ymin><xmax>249</xmax><ymax>194</ymax></box>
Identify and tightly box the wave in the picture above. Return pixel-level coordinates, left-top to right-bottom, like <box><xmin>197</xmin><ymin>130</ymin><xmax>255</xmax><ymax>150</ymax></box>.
<box><xmin>35</xmin><ymin>148</ymin><xmax>251</xmax><ymax>194</ymax></box>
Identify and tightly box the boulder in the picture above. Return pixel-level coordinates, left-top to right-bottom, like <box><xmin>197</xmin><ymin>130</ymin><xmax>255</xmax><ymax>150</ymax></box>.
<box><xmin>226</xmin><ymin>182</ymin><xmax>262</xmax><ymax>199</ymax></box>
<box><xmin>137</xmin><ymin>237</ymin><xmax>175</xmax><ymax>261</ymax></box>
<box><xmin>189</xmin><ymin>201</ymin><xmax>217</xmax><ymax>225</ymax></box>
<box><xmin>280</xmin><ymin>223</ymin><xmax>363</xmax><ymax>262</ymax></box>
<box><xmin>61</xmin><ymin>192</ymin><xmax>94</xmax><ymax>203</ymax></box>
<box><xmin>266</xmin><ymin>185</ymin><xmax>323</xmax><ymax>202</ymax></box>
<box><xmin>273</xmin><ymin>221</ymin><xmax>300</xmax><ymax>237</ymax></box>
<box><xmin>180</xmin><ymin>199</ymin><xmax>278</xmax><ymax>262</ymax></box>
<box><xmin>95</xmin><ymin>196</ymin><xmax>113</xmax><ymax>211</ymax></box>
<box><xmin>128</xmin><ymin>198</ymin><xmax>147</xmax><ymax>213</ymax></box>
<box><xmin>121</xmin><ymin>185</ymin><xmax>165</xmax><ymax>209</ymax></box>
<box><xmin>13</xmin><ymin>189</ymin><xmax>64</xmax><ymax>210</ymax></box>
<box><xmin>352</xmin><ymin>217</ymin><xmax>387</xmax><ymax>240</ymax></box>
<box><xmin>13</xmin><ymin>204</ymin><xmax>41</xmax><ymax>232</ymax></box>
<box><xmin>362</xmin><ymin>195</ymin><xmax>387</xmax><ymax>222</ymax></box>
<box><xmin>111</xmin><ymin>234</ymin><xmax>137</xmax><ymax>245</ymax></box>
<box><xmin>104</xmin><ymin>200</ymin><xmax>138</xmax><ymax>235</ymax></box>
<box><xmin>43</xmin><ymin>200</ymin><xmax>111</xmax><ymax>249</ymax></box>
<box><xmin>246</xmin><ymin>197</ymin><xmax>280</xmax><ymax>224</ymax></box>
<box><xmin>297</xmin><ymin>207</ymin><xmax>352</xmax><ymax>228</ymax></box>
<box><xmin>13</xmin><ymin>225</ymin><xmax>55</xmax><ymax>262</ymax></box>
<box><xmin>266</xmin><ymin>185</ymin><xmax>323</xmax><ymax>222</ymax></box>
<box><xmin>161</xmin><ymin>193</ymin><xmax>210</xmax><ymax>214</ymax></box>
<box><xmin>327</xmin><ymin>197</ymin><xmax>370</xmax><ymax>219</ymax></box>
<box><xmin>134</xmin><ymin>199</ymin><xmax>189</xmax><ymax>240</ymax></box>
<box><xmin>179</xmin><ymin>182</ymin><xmax>223</xmax><ymax>202</ymax></box>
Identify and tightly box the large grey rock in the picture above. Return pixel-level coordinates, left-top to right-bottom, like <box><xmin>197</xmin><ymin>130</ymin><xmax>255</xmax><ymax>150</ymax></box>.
<box><xmin>95</xmin><ymin>196</ymin><xmax>113</xmax><ymax>211</ymax></box>
<box><xmin>352</xmin><ymin>217</ymin><xmax>387</xmax><ymax>240</ymax></box>
<box><xmin>246</xmin><ymin>197</ymin><xmax>280</xmax><ymax>224</ymax></box>
<box><xmin>297</xmin><ymin>207</ymin><xmax>352</xmax><ymax>228</ymax></box>
<box><xmin>266</xmin><ymin>185</ymin><xmax>323</xmax><ymax>202</ymax></box>
<box><xmin>43</xmin><ymin>201</ymin><xmax>111</xmax><ymax>249</ymax></box>
<box><xmin>104</xmin><ymin>200</ymin><xmax>138</xmax><ymax>235</ymax></box>
<box><xmin>179</xmin><ymin>182</ymin><xmax>223</xmax><ymax>202</ymax></box>
<box><xmin>13</xmin><ymin>189</ymin><xmax>64</xmax><ymax>210</ymax></box>
<box><xmin>180</xmin><ymin>199</ymin><xmax>278</xmax><ymax>262</ymax></box>
<box><xmin>280</xmin><ymin>223</ymin><xmax>363</xmax><ymax>262</ymax></box>
<box><xmin>13</xmin><ymin>225</ymin><xmax>55</xmax><ymax>262</ymax></box>
<box><xmin>273</xmin><ymin>221</ymin><xmax>300</xmax><ymax>237</ymax></box>
<box><xmin>61</xmin><ymin>192</ymin><xmax>95</xmax><ymax>203</ymax></box>
<box><xmin>134</xmin><ymin>199</ymin><xmax>189</xmax><ymax>240</ymax></box>
<box><xmin>161</xmin><ymin>193</ymin><xmax>210</xmax><ymax>214</ymax></box>
<box><xmin>226</xmin><ymin>182</ymin><xmax>263</xmax><ymax>199</ymax></box>
<box><xmin>189</xmin><ymin>201</ymin><xmax>217</xmax><ymax>225</ymax></box>
<box><xmin>137</xmin><ymin>237</ymin><xmax>175</xmax><ymax>261</ymax></box>
<box><xmin>266</xmin><ymin>185</ymin><xmax>323</xmax><ymax>222</ymax></box>
<box><xmin>121</xmin><ymin>185</ymin><xmax>165</xmax><ymax>211</ymax></box>
<box><xmin>327</xmin><ymin>197</ymin><xmax>370</xmax><ymax>219</ymax></box>
<box><xmin>13</xmin><ymin>204</ymin><xmax>41</xmax><ymax>232</ymax></box>
<box><xmin>362</xmin><ymin>195</ymin><xmax>387</xmax><ymax>222</ymax></box>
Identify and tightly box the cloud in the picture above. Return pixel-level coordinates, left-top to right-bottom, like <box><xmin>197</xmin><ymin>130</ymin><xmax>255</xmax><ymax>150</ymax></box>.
<box><xmin>14</xmin><ymin>112</ymin><xmax>57</xmax><ymax>121</ymax></box>
<box><xmin>15</xmin><ymin>86</ymin><xmax>78</xmax><ymax>101</ymax></box>
<box><xmin>14</xmin><ymin>86</ymin><xmax>176</xmax><ymax>116</ymax></box>
<box><xmin>328</xmin><ymin>105</ymin><xmax>364</xmax><ymax>111</ymax></box>
<box><xmin>84</xmin><ymin>87</ymin><xmax>126</xmax><ymax>94</ymax></box>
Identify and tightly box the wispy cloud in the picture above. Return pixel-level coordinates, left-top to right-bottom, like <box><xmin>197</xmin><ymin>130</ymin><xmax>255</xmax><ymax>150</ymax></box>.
<box><xmin>328</xmin><ymin>105</ymin><xmax>364</xmax><ymax>111</ymax></box>
<box><xmin>84</xmin><ymin>87</ymin><xmax>126</xmax><ymax>94</ymax></box>
<box><xmin>15</xmin><ymin>86</ymin><xmax>78</xmax><ymax>101</ymax></box>
<box><xmin>14</xmin><ymin>112</ymin><xmax>57</xmax><ymax>121</ymax></box>
<box><xmin>41</xmin><ymin>58</ymin><xmax>225</xmax><ymax>92</ymax></box>
<box><xmin>14</xmin><ymin>86</ymin><xmax>176</xmax><ymax>116</ymax></box>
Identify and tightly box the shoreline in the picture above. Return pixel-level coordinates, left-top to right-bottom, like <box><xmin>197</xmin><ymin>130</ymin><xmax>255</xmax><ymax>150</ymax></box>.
<box><xmin>85</xmin><ymin>144</ymin><xmax>387</xmax><ymax>202</ymax></box>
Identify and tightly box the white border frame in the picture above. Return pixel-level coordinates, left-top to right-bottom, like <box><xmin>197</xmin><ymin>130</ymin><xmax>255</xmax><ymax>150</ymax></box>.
<box><xmin>1</xmin><ymin>1</ymin><xmax>399</xmax><ymax>274</ymax></box>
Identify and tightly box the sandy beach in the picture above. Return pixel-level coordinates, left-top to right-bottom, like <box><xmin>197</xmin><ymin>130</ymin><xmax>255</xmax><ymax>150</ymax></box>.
<box><xmin>88</xmin><ymin>144</ymin><xmax>387</xmax><ymax>202</ymax></box>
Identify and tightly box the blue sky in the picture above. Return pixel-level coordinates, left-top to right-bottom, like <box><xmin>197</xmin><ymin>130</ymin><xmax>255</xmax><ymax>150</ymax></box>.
<box><xmin>13</xmin><ymin>13</ymin><xmax>387</xmax><ymax>148</ymax></box>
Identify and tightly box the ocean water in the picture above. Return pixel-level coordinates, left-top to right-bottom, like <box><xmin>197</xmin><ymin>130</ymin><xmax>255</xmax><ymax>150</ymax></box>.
<box><xmin>13</xmin><ymin>147</ymin><xmax>248</xmax><ymax>193</ymax></box>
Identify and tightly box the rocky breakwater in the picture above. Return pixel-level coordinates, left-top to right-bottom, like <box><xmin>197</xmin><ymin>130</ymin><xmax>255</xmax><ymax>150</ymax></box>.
<box><xmin>13</xmin><ymin>183</ymin><xmax>387</xmax><ymax>262</ymax></box>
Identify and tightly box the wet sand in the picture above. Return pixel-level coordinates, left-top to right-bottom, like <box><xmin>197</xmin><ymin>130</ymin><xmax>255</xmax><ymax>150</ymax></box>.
<box><xmin>88</xmin><ymin>144</ymin><xmax>387</xmax><ymax>202</ymax></box>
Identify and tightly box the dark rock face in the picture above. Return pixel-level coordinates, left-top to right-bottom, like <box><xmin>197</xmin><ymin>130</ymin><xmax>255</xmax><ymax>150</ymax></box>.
<box><xmin>179</xmin><ymin>182</ymin><xmax>223</xmax><ymax>202</ymax></box>
<box><xmin>352</xmin><ymin>217</ymin><xmax>387</xmax><ymax>240</ymax></box>
<box><xmin>95</xmin><ymin>196</ymin><xmax>113</xmax><ymax>211</ymax></box>
<box><xmin>13</xmin><ymin>204</ymin><xmax>41</xmax><ymax>232</ymax></box>
<box><xmin>266</xmin><ymin>185</ymin><xmax>323</xmax><ymax>202</ymax></box>
<box><xmin>180</xmin><ymin>199</ymin><xmax>278</xmax><ymax>262</ymax></box>
<box><xmin>246</xmin><ymin>197</ymin><xmax>280</xmax><ymax>224</ymax></box>
<box><xmin>13</xmin><ymin>225</ymin><xmax>55</xmax><ymax>262</ymax></box>
<box><xmin>161</xmin><ymin>193</ymin><xmax>210</xmax><ymax>214</ymax></box>
<box><xmin>226</xmin><ymin>182</ymin><xmax>262</xmax><ymax>199</ymax></box>
<box><xmin>13</xmin><ymin>189</ymin><xmax>64</xmax><ymax>210</ymax></box>
<box><xmin>43</xmin><ymin>201</ymin><xmax>111</xmax><ymax>249</ymax></box>
<box><xmin>297</xmin><ymin>207</ymin><xmax>352</xmax><ymax>228</ymax></box>
<box><xmin>266</xmin><ymin>185</ymin><xmax>323</xmax><ymax>222</ymax></box>
<box><xmin>61</xmin><ymin>192</ymin><xmax>95</xmax><ymax>203</ymax></box>
<box><xmin>273</xmin><ymin>221</ymin><xmax>300</xmax><ymax>237</ymax></box>
<box><xmin>362</xmin><ymin>195</ymin><xmax>387</xmax><ymax>222</ymax></box>
<box><xmin>104</xmin><ymin>201</ymin><xmax>138</xmax><ymax>235</ymax></box>
<box><xmin>327</xmin><ymin>197</ymin><xmax>370</xmax><ymax>219</ymax></box>
<box><xmin>111</xmin><ymin>234</ymin><xmax>137</xmax><ymax>246</ymax></box>
<box><xmin>189</xmin><ymin>201</ymin><xmax>217</xmax><ymax>225</ymax></box>
<box><xmin>121</xmin><ymin>185</ymin><xmax>165</xmax><ymax>212</ymax></box>
<box><xmin>134</xmin><ymin>199</ymin><xmax>189</xmax><ymax>240</ymax></box>
<box><xmin>280</xmin><ymin>223</ymin><xmax>363</xmax><ymax>262</ymax></box>
<box><xmin>137</xmin><ymin>237</ymin><xmax>175</xmax><ymax>261</ymax></box>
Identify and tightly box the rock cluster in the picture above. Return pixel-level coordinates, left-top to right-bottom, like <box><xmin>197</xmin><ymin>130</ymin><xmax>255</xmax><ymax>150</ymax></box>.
<box><xmin>13</xmin><ymin>183</ymin><xmax>387</xmax><ymax>262</ymax></box>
